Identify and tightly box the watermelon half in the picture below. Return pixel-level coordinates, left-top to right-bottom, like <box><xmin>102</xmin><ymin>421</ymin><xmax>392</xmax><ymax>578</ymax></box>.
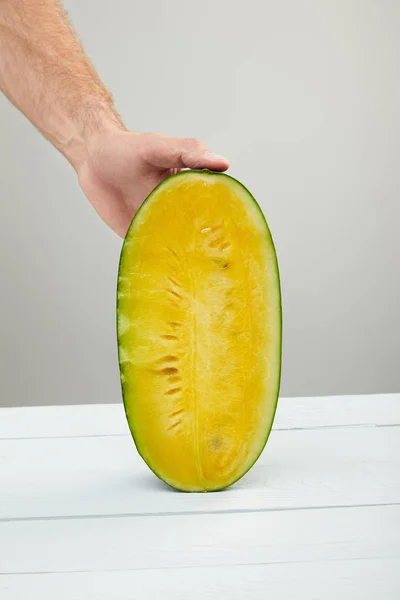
<box><xmin>117</xmin><ymin>170</ymin><xmax>282</xmax><ymax>491</ymax></box>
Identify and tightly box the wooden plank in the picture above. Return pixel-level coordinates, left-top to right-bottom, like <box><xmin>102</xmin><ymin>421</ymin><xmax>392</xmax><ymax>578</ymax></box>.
<box><xmin>1</xmin><ymin>505</ymin><xmax>399</xmax><ymax>574</ymax></box>
<box><xmin>1</xmin><ymin>558</ymin><xmax>398</xmax><ymax>600</ymax></box>
<box><xmin>0</xmin><ymin>403</ymin><xmax>129</xmax><ymax>440</ymax></box>
<box><xmin>275</xmin><ymin>394</ymin><xmax>400</xmax><ymax>430</ymax></box>
<box><xmin>1</xmin><ymin>426</ymin><xmax>398</xmax><ymax>520</ymax></box>
<box><xmin>0</xmin><ymin>394</ymin><xmax>398</xmax><ymax>440</ymax></box>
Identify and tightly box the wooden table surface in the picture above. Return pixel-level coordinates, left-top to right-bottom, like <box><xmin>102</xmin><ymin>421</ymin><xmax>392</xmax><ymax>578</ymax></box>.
<box><xmin>1</xmin><ymin>394</ymin><xmax>399</xmax><ymax>599</ymax></box>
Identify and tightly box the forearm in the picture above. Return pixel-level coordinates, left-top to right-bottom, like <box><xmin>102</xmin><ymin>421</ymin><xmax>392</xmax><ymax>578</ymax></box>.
<box><xmin>0</xmin><ymin>0</ymin><xmax>124</xmax><ymax>169</ymax></box>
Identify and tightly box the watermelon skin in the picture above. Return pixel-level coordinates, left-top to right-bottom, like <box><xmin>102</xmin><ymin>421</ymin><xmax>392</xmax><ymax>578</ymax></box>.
<box><xmin>117</xmin><ymin>170</ymin><xmax>282</xmax><ymax>492</ymax></box>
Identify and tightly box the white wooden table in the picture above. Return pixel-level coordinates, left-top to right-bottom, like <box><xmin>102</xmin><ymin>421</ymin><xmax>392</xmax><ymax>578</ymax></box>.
<box><xmin>0</xmin><ymin>394</ymin><xmax>399</xmax><ymax>599</ymax></box>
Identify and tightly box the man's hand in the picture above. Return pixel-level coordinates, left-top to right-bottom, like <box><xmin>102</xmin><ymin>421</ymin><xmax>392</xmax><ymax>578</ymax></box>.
<box><xmin>0</xmin><ymin>1</ymin><xmax>229</xmax><ymax>237</ymax></box>
<box><xmin>78</xmin><ymin>129</ymin><xmax>229</xmax><ymax>238</ymax></box>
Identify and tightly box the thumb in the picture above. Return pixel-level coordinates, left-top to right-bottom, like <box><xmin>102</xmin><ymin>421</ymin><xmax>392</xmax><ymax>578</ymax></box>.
<box><xmin>141</xmin><ymin>134</ymin><xmax>230</xmax><ymax>172</ymax></box>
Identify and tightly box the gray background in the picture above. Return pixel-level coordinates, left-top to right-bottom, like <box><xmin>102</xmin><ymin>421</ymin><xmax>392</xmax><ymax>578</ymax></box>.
<box><xmin>0</xmin><ymin>0</ymin><xmax>399</xmax><ymax>407</ymax></box>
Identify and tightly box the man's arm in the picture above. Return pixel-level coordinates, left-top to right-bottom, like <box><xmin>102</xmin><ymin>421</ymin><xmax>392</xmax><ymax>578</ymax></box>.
<box><xmin>0</xmin><ymin>0</ymin><xmax>123</xmax><ymax>169</ymax></box>
<box><xmin>0</xmin><ymin>0</ymin><xmax>229</xmax><ymax>236</ymax></box>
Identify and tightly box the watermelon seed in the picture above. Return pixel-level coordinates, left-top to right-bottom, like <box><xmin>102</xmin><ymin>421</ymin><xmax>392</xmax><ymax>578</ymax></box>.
<box><xmin>165</xmin><ymin>387</ymin><xmax>182</xmax><ymax>396</ymax></box>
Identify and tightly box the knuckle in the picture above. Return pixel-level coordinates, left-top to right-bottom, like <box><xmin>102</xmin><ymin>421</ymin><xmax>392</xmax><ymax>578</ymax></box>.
<box><xmin>184</xmin><ymin>137</ymin><xmax>204</xmax><ymax>150</ymax></box>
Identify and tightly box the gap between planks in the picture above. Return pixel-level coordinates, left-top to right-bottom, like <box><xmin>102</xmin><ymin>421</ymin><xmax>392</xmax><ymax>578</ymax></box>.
<box><xmin>1</xmin><ymin>501</ymin><xmax>399</xmax><ymax>525</ymax></box>
<box><xmin>1</xmin><ymin>421</ymin><xmax>398</xmax><ymax>442</ymax></box>
<box><xmin>1</xmin><ymin>554</ymin><xmax>397</xmax><ymax>577</ymax></box>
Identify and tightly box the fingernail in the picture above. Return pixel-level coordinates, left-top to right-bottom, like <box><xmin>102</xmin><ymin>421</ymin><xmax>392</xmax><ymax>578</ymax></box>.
<box><xmin>205</xmin><ymin>151</ymin><xmax>228</xmax><ymax>162</ymax></box>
